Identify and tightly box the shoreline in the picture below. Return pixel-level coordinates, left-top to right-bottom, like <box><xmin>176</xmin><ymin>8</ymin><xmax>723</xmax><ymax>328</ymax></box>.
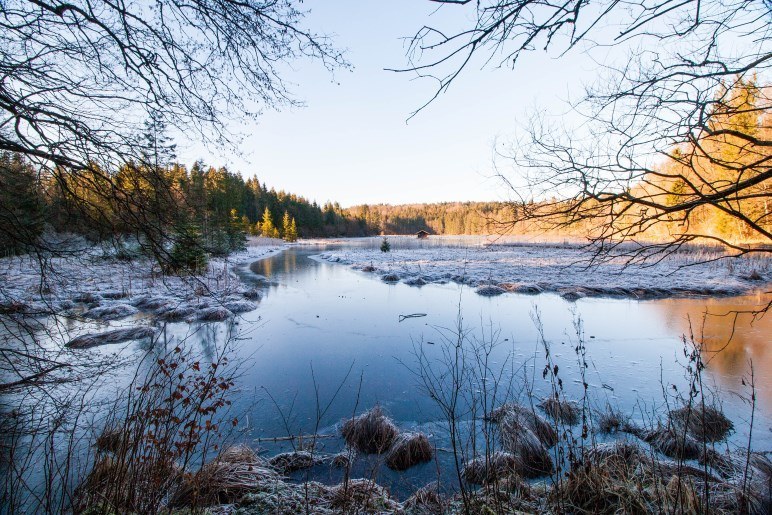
<box><xmin>0</xmin><ymin>238</ymin><xmax>288</xmax><ymax>347</ymax></box>
<box><xmin>313</xmin><ymin>239</ymin><xmax>771</xmax><ymax>301</ymax></box>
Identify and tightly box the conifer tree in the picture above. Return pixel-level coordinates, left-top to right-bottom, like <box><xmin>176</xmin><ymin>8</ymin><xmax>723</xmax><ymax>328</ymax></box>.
<box><xmin>260</xmin><ymin>207</ymin><xmax>280</xmax><ymax>238</ymax></box>
<box><xmin>282</xmin><ymin>211</ymin><xmax>291</xmax><ymax>239</ymax></box>
<box><xmin>283</xmin><ymin>212</ymin><xmax>298</xmax><ymax>242</ymax></box>
<box><xmin>289</xmin><ymin>218</ymin><xmax>298</xmax><ymax>242</ymax></box>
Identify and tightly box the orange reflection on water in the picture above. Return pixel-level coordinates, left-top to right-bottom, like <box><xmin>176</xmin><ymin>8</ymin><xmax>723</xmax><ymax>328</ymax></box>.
<box><xmin>652</xmin><ymin>292</ymin><xmax>772</xmax><ymax>410</ymax></box>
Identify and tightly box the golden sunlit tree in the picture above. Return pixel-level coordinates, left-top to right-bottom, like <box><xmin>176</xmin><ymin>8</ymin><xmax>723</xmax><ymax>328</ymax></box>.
<box><xmin>407</xmin><ymin>0</ymin><xmax>771</xmax><ymax>261</ymax></box>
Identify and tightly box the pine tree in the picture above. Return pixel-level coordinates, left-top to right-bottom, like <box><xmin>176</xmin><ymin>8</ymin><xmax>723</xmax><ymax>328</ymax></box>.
<box><xmin>0</xmin><ymin>153</ymin><xmax>43</xmax><ymax>255</ymax></box>
<box><xmin>168</xmin><ymin>223</ymin><xmax>208</xmax><ymax>275</ymax></box>
<box><xmin>140</xmin><ymin>110</ymin><xmax>177</xmax><ymax>169</ymax></box>
<box><xmin>283</xmin><ymin>213</ymin><xmax>298</xmax><ymax>242</ymax></box>
<box><xmin>260</xmin><ymin>207</ymin><xmax>280</xmax><ymax>238</ymax></box>
<box><xmin>289</xmin><ymin>218</ymin><xmax>298</xmax><ymax>242</ymax></box>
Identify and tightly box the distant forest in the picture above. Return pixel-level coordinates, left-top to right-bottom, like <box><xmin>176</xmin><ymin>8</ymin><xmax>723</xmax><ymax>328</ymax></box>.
<box><xmin>1</xmin><ymin>153</ymin><xmax>519</xmax><ymax>258</ymax></box>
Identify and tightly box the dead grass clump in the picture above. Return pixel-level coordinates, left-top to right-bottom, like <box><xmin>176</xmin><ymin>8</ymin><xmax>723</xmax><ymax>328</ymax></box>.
<box><xmin>456</xmin><ymin>480</ymin><xmax>541</xmax><ymax>513</ymax></box>
<box><xmin>554</xmin><ymin>441</ymin><xmax>769</xmax><ymax>514</ymax></box>
<box><xmin>584</xmin><ymin>441</ymin><xmax>645</xmax><ymax>475</ymax></box>
<box><xmin>642</xmin><ymin>426</ymin><xmax>702</xmax><ymax>460</ymax></box>
<box><xmin>268</xmin><ymin>451</ymin><xmax>318</xmax><ymax>473</ymax></box>
<box><xmin>385</xmin><ymin>432</ymin><xmax>433</xmax><ymax>471</ymax></box>
<box><xmin>549</xmin><ymin>461</ymin><xmax>650</xmax><ymax>514</ymax></box>
<box><xmin>705</xmin><ymin>480</ymin><xmax>769</xmax><ymax>514</ymax></box>
<box><xmin>66</xmin><ymin>326</ymin><xmax>156</xmax><ymax>349</ymax></box>
<box><xmin>539</xmin><ymin>395</ymin><xmax>580</xmax><ymax>424</ymax></box>
<box><xmin>488</xmin><ymin>403</ymin><xmax>558</xmax><ymax>447</ymax></box>
<box><xmin>340</xmin><ymin>406</ymin><xmax>398</xmax><ymax>454</ymax></box>
<box><xmin>329</xmin><ymin>478</ymin><xmax>402</xmax><ymax>512</ymax></box>
<box><xmin>700</xmin><ymin>448</ymin><xmax>772</xmax><ymax>481</ymax></box>
<box><xmin>236</xmin><ymin>479</ymin><xmax>336</xmax><ymax>514</ymax></box>
<box><xmin>499</xmin><ymin>416</ymin><xmax>553</xmax><ymax>478</ymax></box>
<box><xmin>168</xmin><ymin>447</ymin><xmax>276</xmax><ymax>508</ymax></box>
<box><xmin>699</xmin><ymin>449</ymin><xmax>772</xmax><ymax>511</ymax></box>
<box><xmin>404</xmin><ymin>481</ymin><xmax>444</xmax><ymax>513</ymax></box>
<box><xmin>669</xmin><ymin>405</ymin><xmax>734</xmax><ymax>442</ymax></box>
<box><xmin>597</xmin><ymin>406</ymin><xmax>626</xmax><ymax>434</ymax></box>
<box><xmin>461</xmin><ymin>451</ymin><xmax>520</xmax><ymax>484</ymax></box>
<box><xmin>663</xmin><ymin>475</ymin><xmax>701</xmax><ymax>513</ymax></box>
<box><xmin>74</xmin><ymin>456</ymin><xmax>179</xmax><ymax>513</ymax></box>
<box><xmin>329</xmin><ymin>450</ymin><xmax>354</xmax><ymax>469</ymax></box>
<box><xmin>218</xmin><ymin>443</ymin><xmax>261</xmax><ymax>464</ymax></box>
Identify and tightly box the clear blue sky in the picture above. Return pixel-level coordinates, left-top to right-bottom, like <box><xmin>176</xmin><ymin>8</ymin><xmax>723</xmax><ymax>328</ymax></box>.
<box><xmin>178</xmin><ymin>1</ymin><xmax>605</xmax><ymax>207</ymax></box>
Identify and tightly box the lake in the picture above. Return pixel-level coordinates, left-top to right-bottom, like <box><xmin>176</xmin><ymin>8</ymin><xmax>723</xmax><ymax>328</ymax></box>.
<box><xmin>3</xmin><ymin>236</ymin><xmax>770</xmax><ymax>506</ymax></box>
<box><xmin>202</xmin><ymin>237</ymin><xmax>771</xmax><ymax>497</ymax></box>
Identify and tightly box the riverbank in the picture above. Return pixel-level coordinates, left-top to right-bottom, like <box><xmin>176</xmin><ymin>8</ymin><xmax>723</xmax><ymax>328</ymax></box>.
<box><xmin>0</xmin><ymin>237</ymin><xmax>286</xmax><ymax>346</ymax></box>
<box><xmin>315</xmin><ymin>239</ymin><xmax>771</xmax><ymax>300</ymax></box>
<box><xmin>76</xmin><ymin>402</ymin><xmax>771</xmax><ymax>514</ymax></box>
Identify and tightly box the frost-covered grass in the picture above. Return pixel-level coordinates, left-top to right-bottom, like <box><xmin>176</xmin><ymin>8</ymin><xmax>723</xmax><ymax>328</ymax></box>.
<box><xmin>315</xmin><ymin>240</ymin><xmax>770</xmax><ymax>299</ymax></box>
<box><xmin>0</xmin><ymin>237</ymin><xmax>286</xmax><ymax>345</ymax></box>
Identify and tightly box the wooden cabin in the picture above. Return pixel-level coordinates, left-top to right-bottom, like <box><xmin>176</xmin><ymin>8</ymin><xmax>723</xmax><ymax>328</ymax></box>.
<box><xmin>416</xmin><ymin>230</ymin><xmax>429</xmax><ymax>239</ymax></box>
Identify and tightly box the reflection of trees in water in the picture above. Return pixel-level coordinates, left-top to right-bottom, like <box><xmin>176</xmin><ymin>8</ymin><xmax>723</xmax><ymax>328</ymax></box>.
<box><xmin>653</xmin><ymin>294</ymin><xmax>771</xmax><ymax>407</ymax></box>
<box><xmin>251</xmin><ymin>256</ymin><xmax>273</xmax><ymax>278</ymax></box>
<box><xmin>250</xmin><ymin>250</ymin><xmax>298</xmax><ymax>279</ymax></box>
<box><xmin>282</xmin><ymin>252</ymin><xmax>296</xmax><ymax>273</ymax></box>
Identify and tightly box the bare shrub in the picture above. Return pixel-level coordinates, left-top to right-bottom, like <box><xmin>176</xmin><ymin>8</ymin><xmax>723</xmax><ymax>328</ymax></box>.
<box><xmin>72</xmin><ymin>338</ymin><xmax>239</xmax><ymax>513</ymax></box>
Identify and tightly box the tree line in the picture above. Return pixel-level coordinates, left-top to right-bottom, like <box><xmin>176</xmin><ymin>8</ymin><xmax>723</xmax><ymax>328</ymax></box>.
<box><xmin>5</xmin><ymin>76</ymin><xmax>765</xmax><ymax>272</ymax></box>
<box><xmin>1</xmin><ymin>152</ymin><xmax>526</xmax><ymax>261</ymax></box>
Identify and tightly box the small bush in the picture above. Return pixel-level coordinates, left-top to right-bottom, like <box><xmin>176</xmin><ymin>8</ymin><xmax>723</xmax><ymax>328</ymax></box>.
<box><xmin>380</xmin><ymin>237</ymin><xmax>390</xmax><ymax>252</ymax></box>
<box><xmin>167</xmin><ymin>224</ymin><xmax>208</xmax><ymax>274</ymax></box>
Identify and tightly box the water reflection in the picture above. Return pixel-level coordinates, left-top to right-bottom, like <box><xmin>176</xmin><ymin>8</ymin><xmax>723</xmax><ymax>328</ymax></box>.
<box><xmin>236</xmin><ymin>242</ymin><xmax>772</xmax><ymax>455</ymax></box>
<box><xmin>651</xmin><ymin>294</ymin><xmax>771</xmax><ymax>409</ymax></box>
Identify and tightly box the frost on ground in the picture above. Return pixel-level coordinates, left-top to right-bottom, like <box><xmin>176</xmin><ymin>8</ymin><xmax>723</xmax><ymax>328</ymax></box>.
<box><xmin>0</xmin><ymin>238</ymin><xmax>286</xmax><ymax>347</ymax></box>
<box><xmin>315</xmin><ymin>242</ymin><xmax>771</xmax><ymax>300</ymax></box>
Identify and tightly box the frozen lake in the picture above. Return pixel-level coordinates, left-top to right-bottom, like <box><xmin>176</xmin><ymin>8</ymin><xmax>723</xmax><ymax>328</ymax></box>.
<box><xmin>216</xmin><ymin>237</ymin><xmax>771</xmax><ymax>496</ymax></box>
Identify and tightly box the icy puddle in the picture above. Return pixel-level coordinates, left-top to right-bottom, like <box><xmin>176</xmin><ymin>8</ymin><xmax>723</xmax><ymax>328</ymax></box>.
<box><xmin>225</xmin><ymin>238</ymin><xmax>771</xmax><ymax>497</ymax></box>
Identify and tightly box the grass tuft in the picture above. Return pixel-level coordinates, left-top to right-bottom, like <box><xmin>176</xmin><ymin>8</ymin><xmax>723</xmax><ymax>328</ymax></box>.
<box><xmin>340</xmin><ymin>406</ymin><xmax>399</xmax><ymax>454</ymax></box>
<box><xmin>385</xmin><ymin>432</ymin><xmax>433</xmax><ymax>471</ymax></box>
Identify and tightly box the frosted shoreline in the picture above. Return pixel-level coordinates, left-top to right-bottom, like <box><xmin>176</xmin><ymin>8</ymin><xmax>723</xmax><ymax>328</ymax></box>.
<box><xmin>0</xmin><ymin>238</ymin><xmax>286</xmax><ymax>346</ymax></box>
<box><xmin>314</xmin><ymin>242</ymin><xmax>770</xmax><ymax>300</ymax></box>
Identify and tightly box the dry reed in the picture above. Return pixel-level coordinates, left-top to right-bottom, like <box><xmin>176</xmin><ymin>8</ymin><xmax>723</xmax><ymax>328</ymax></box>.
<box><xmin>340</xmin><ymin>406</ymin><xmax>398</xmax><ymax>454</ymax></box>
<box><xmin>539</xmin><ymin>396</ymin><xmax>581</xmax><ymax>424</ymax></box>
<box><xmin>669</xmin><ymin>405</ymin><xmax>734</xmax><ymax>442</ymax></box>
<box><xmin>385</xmin><ymin>432</ymin><xmax>433</xmax><ymax>471</ymax></box>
